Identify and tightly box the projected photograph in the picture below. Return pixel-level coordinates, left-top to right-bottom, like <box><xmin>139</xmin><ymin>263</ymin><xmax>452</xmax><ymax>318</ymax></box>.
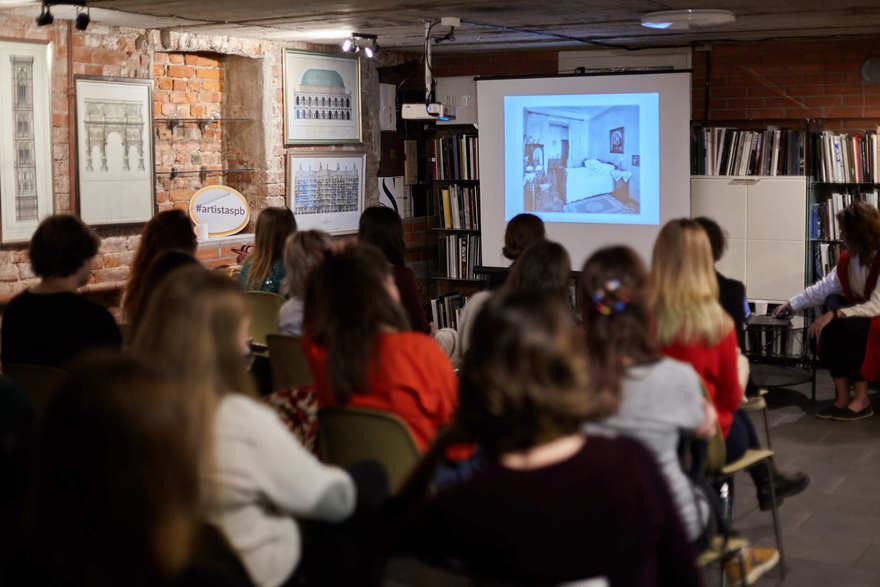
<box><xmin>521</xmin><ymin>104</ymin><xmax>639</xmax><ymax>216</ymax></box>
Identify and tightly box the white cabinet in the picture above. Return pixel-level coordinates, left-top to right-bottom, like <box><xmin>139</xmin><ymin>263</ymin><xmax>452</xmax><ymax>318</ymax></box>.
<box><xmin>691</xmin><ymin>176</ymin><xmax>806</xmax><ymax>303</ymax></box>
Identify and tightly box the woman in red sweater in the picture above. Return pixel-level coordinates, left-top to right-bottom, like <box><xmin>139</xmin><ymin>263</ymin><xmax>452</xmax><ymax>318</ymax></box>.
<box><xmin>651</xmin><ymin>219</ymin><xmax>808</xmax><ymax>509</ymax></box>
<box><xmin>303</xmin><ymin>243</ymin><xmax>458</xmax><ymax>452</ymax></box>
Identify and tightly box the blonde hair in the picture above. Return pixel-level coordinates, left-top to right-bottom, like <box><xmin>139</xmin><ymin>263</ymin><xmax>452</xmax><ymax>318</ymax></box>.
<box><xmin>283</xmin><ymin>229</ymin><xmax>332</xmax><ymax>299</ymax></box>
<box><xmin>650</xmin><ymin>218</ymin><xmax>732</xmax><ymax>347</ymax></box>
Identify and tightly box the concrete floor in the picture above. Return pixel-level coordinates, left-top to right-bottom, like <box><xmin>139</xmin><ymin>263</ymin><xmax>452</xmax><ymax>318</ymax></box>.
<box><xmin>711</xmin><ymin>365</ymin><xmax>880</xmax><ymax>586</ymax></box>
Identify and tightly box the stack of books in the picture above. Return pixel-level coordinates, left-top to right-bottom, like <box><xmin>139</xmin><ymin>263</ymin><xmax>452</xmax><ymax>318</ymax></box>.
<box><xmin>811</xmin><ymin>191</ymin><xmax>879</xmax><ymax>241</ymax></box>
<box><xmin>431</xmin><ymin>135</ymin><xmax>479</xmax><ymax>181</ymax></box>
<box><xmin>814</xmin><ymin>242</ymin><xmax>843</xmax><ymax>279</ymax></box>
<box><xmin>437</xmin><ymin>234</ymin><xmax>481</xmax><ymax>280</ymax></box>
<box><xmin>437</xmin><ymin>185</ymin><xmax>480</xmax><ymax>230</ymax></box>
<box><xmin>430</xmin><ymin>292</ymin><xmax>469</xmax><ymax>330</ymax></box>
<box><xmin>813</xmin><ymin>130</ymin><xmax>880</xmax><ymax>183</ymax></box>
<box><xmin>691</xmin><ymin>127</ymin><xmax>805</xmax><ymax>176</ymax></box>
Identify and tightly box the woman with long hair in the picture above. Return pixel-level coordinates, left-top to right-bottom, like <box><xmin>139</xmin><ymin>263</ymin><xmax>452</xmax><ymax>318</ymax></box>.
<box><xmin>775</xmin><ymin>201</ymin><xmax>880</xmax><ymax>421</ymax></box>
<box><xmin>503</xmin><ymin>239</ymin><xmax>571</xmax><ymax>302</ymax></box>
<box><xmin>127</xmin><ymin>250</ymin><xmax>199</xmax><ymax>340</ymax></box>
<box><xmin>123</xmin><ymin>209</ymin><xmax>197</xmax><ymax>325</ymax></box>
<box><xmin>651</xmin><ymin>219</ymin><xmax>808</xmax><ymax>508</ymax></box>
<box><xmin>132</xmin><ymin>265</ymin><xmax>355</xmax><ymax>587</ymax></box>
<box><xmin>390</xmin><ymin>291</ymin><xmax>700</xmax><ymax>585</ymax></box>
<box><xmin>239</xmin><ymin>207</ymin><xmax>296</xmax><ymax>293</ymax></box>
<box><xmin>358</xmin><ymin>206</ymin><xmax>429</xmax><ymax>333</ymax></box>
<box><xmin>278</xmin><ymin>230</ymin><xmax>332</xmax><ymax>337</ymax></box>
<box><xmin>303</xmin><ymin>243</ymin><xmax>458</xmax><ymax>452</ymax></box>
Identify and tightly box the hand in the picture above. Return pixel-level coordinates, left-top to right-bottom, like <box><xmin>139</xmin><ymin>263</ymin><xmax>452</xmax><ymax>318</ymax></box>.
<box><xmin>695</xmin><ymin>400</ymin><xmax>718</xmax><ymax>439</ymax></box>
<box><xmin>808</xmin><ymin>310</ymin><xmax>835</xmax><ymax>340</ymax></box>
<box><xmin>772</xmin><ymin>302</ymin><xmax>792</xmax><ymax>318</ymax></box>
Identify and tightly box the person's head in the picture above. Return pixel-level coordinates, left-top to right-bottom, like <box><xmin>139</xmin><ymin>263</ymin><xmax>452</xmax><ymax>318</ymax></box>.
<box><xmin>125</xmin><ymin>210</ymin><xmax>197</xmax><ymax>321</ymax></box>
<box><xmin>283</xmin><ymin>229</ymin><xmax>332</xmax><ymax>299</ymax></box>
<box><xmin>305</xmin><ymin>243</ymin><xmax>409</xmax><ymax>404</ymax></box>
<box><xmin>650</xmin><ymin>218</ymin><xmax>730</xmax><ymax>347</ymax></box>
<box><xmin>579</xmin><ymin>246</ymin><xmax>656</xmax><ymax>392</ymax></box>
<box><xmin>458</xmin><ymin>291</ymin><xmax>609</xmax><ymax>459</ymax></box>
<box><xmin>32</xmin><ymin>353</ymin><xmax>201</xmax><ymax>586</ymax></box>
<box><xmin>29</xmin><ymin>214</ymin><xmax>100</xmax><ymax>287</ymax></box>
<box><xmin>502</xmin><ymin>213</ymin><xmax>545</xmax><ymax>262</ymax></box>
<box><xmin>246</xmin><ymin>207</ymin><xmax>297</xmax><ymax>289</ymax></box>
<box><xmin>839</xmin><ymin>201</ymin><xmax>880</xmax><ymax>261</ymax></box>
<box><xmin>127</xmin><ymin>250</ymin><xmax>199</xmax><ymax>338</ymax></box>
<box><xmin>695</xmin><ymin>216</ymin><xmax>727</xmax><ymax>262</ymax></box>
<box><xmin>132</xmin><ymin>264</ymin><xmax>253</xmax><ymax>402</ymax></box>
<box><xmin>504</xmin><ymin>239</ymin><xmax>571</xmax><ymax>301</ymax></box>
<box><xmin>358</xmin><ymin>206</ymin><xmax>406</xmax><ymax>267</ymax></box>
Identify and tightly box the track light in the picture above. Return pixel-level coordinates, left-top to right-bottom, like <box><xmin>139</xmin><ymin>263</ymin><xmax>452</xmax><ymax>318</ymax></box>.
<box><xmin>341</xmin><ymin>38</ymin><xmax>353</xmax><ymax>52</ymax></box>
<box><xmin>75</xmin><ymin>6</ymin><xmax>90</xmax><ymax>30</ymax></box>
<box><xmin>35</xmin><ymin>3</ymin><xmax>53</xmax><ymax>26</ymax></box>
<box><xmin>341</xmin><ymin>33</ymin><xmax>379</xmax><ymax>58</ymax></box>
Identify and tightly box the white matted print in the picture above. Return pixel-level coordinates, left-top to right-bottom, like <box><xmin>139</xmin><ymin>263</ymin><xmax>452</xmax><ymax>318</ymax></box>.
<box><xmin>75</xmin><ymin>77</ymin><xmax>154</xmax><ymax>225</ymax></box>
<box><xmin>0</xmin><ymin>41</ymin><xmax>52</xmax><ymax>243</ymax></box>
<box><xmin>284</xmin><ymin>49</ymin><xmax>361</xmax><ymax>144</ymax></box>
<box><xmin>288</xmin><ymin>152</ymin><xmax>365</xmax><ymax>235</ymax></box>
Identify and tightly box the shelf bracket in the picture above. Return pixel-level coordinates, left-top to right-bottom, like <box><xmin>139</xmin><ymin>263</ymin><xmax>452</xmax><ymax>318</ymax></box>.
<box><xmin>167</xmin><ymin>118</ymin><xmax>180</xmax><ymax>133</ymax></box>
<box><xmin>198</xmin><ymin>119</ymin><xmax>211</xmax><ymax>133</ymax></box>
<box><xmin>169</xmin><ymin>167</ymin><xmax>179</xmax><ymax>180</ymax></box>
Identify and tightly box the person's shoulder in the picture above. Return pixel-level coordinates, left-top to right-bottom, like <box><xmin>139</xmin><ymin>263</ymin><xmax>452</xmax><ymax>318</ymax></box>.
<box><xmin>654</xmin><ymin>357</ymin><xmax>702</xmax><ymax>385</ymax></box>
<box><xmin>217</xmin><ymin>392</ymin><xmax>277</xmax><ymax>424</ymax></box>
<box><xmin>4</xmin><ymin>289</ymin><xmax>31</xmax><ymax>310</ymax></box>
<box><xmin>385</xmin><ymin>331</ymin><xmax>448</xmax><ymax>356</ymax></box>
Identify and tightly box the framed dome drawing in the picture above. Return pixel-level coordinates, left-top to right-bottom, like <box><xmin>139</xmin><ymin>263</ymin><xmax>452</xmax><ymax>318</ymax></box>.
<box><xmin>283</xmin><ymin>49</ymin><xmax>362</xmax><ymax>145</ymax></box>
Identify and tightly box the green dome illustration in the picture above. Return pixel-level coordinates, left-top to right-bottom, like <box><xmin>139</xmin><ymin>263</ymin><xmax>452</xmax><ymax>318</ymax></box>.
<box><xmin>301</xmin><ymin>69</ymin><xmax>345</xmax><ymax>88</ymax></box>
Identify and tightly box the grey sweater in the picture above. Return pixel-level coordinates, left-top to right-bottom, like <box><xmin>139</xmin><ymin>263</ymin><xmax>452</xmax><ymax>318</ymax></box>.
<box><xmin>586</xmin><ymin>357</ymin><xmax>709</xmax><ymax>541</ymax></box>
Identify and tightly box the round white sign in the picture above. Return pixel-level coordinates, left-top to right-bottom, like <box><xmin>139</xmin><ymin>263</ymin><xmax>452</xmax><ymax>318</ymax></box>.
<box><xmin>189</xmin><ymin>185</ymin><xmax>250</xmax><ymax>238</ymax></box>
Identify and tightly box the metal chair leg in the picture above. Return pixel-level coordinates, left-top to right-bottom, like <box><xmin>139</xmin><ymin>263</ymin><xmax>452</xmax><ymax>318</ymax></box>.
<box><xmin>765</xmin><ymin>458</ymin><xmax>787</xmax><ymax>580</ymax></box>
<box><xmin>762</xmin><ymin>407</ymin><xmax>773</xmax><ymax>451</ymax></box>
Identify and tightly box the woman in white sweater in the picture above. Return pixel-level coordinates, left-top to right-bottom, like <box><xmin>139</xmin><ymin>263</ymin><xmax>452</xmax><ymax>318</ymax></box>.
<box><xmin>132</xmin><ymin>265</ymin><xmax>356</xmax><ymax>587</ymax></box>
<box><xmin>775</xmin><ymin>202</ymin><xmax>880</xmax><ymax>421</ymax></box>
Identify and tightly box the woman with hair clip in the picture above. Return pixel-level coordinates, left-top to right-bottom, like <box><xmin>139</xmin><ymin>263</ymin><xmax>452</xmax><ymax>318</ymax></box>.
<box><xmin>774</xmin><ymin>201</ymin><xmax>880</xmax><ymax>421</ymax></box>
<box><xmin>387</xmin><ymin>291</ymin><xmax>701</xmax><ymax>586</ymax></box>
<box><xmin>651</xmin><ymin>220</ymin><xmax>808</xmax><ymax>510</ymax></box>
<box><xmin>132</xmin><ymin>265</ymin><xmax>357</xmax><ymax>587</ymax></box>
<box><xmin>303</xmin><ymin>243</ymin><xmax>458</xmax><ymax>453</ymax></box>
<box><xmin>239</xmin><ymin>207</ymin><xmax>296</xmax><ymax>293</ymax></box>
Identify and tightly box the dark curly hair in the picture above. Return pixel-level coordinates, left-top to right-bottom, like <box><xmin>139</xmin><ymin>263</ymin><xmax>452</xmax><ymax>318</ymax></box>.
<box><xmin>29</xmin><ymin>215</ymin><xmax>100</xmax><ymax>278</ymax></box>
<box><xmin>839</xmin><ymin>201</ymin><xmax>880</xmax><ymax>262</ymax></box>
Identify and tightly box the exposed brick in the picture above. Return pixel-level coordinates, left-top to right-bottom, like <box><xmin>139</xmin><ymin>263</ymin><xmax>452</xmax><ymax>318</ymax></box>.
<box><xmin>184</xmin><ymin>54</ymin><xmax>201</xmax><ymax>65</ymax></box>
<box><xmin>168</xmin><ymin>53</ymin><xmax>184</xmax><ymax>64</ymax></box>
<box><xmin>196</xmin><ymin>247</ymin><xmax>220</xmax><ymax>260</ymax></box>
<box><xmin>167</xmin><ymin>65</ymin><xmax>195</xmax><ymax>78</ymax></box>
<box><xmin>196</xmin><ymin>67</ymin><xmax>221</xmax><ymax>79</ymax></box>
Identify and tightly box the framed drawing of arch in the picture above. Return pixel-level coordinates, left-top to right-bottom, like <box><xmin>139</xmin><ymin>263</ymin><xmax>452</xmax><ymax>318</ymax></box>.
<box><xmin>283</xmin><ymin>49</ymin><xmax>362</xmax><ymax>145</ymax></box>
<box><xmin>74</xmin><ymin>76</ymin><xmax>155</xmax><ymax>225</ymax></box>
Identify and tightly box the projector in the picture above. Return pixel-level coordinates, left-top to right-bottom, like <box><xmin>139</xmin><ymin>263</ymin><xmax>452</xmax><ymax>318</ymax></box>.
<box><xmin>402</xmin><ymin>102</ymin><xmax>456</xmax><ymax>121</ymax></box>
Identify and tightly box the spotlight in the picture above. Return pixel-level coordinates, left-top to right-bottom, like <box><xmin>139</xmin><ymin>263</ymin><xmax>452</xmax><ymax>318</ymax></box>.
<box><xmin>75</xmin><ymin>6</ymin><xmax>90</xmax><ymax>30</ymax></box>
<box><xmin>35</xmin><ymin>3</ymin><xmax>53</xmax><ymax>26</ymax></box>
<box><xmin>341</xmin><ymin>38</ymin><xmax>354</xmax><ymax>52</ymax></box>
<box><xmin>363</xmin><ymin>45</ymin><xmax>373</xmax><ymax>58</ymax></box>
<box><xmin>347</xmin><ymin>33</ymin><xmax>379</xmax><ymax>58</ymax></box>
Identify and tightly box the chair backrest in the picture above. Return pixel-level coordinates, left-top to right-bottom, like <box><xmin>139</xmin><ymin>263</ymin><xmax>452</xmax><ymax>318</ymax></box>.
<box><xmin>317</xmin><ymin>406</ymin><xmax>421</xmax><ymax>492</ymax></box>
<box><xmin>3</xmin><ymin>363</ymin><xmax>67</xmax><ymax>416</ymax></box>
<box><xmin>266</xmin><ymin>334</ymin><xmax>313</xmax><ymax>390</ymax></box>
<box><xmin>701</xmin><ymin>384</ymin><xmax>727</xmax><ymax>474</ymax></box>
<box><xmin>245</xmin><ymin>291</ymin><xmax>283</xmax><ymax>347</ymax></box>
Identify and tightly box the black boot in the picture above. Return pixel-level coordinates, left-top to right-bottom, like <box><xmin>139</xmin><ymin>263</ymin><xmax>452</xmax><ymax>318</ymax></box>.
<box><xmin>751</xmin><ymin>462</ymin><xmax>810</xmax><ymax>511</ymax></box>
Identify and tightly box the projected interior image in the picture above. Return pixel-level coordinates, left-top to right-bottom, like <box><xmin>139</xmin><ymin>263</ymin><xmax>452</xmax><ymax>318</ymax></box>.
<box><xmin>522</xmin><ymin>105</ymin><xmax>639</xmax><ymax>215</ymax></box>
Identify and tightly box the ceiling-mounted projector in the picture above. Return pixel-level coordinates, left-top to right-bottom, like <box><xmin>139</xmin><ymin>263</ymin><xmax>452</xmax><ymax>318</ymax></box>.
<box><xmin>402</xmin><ymin>102</ymin><xmax>456</xmax><ymax>121</ymax></box>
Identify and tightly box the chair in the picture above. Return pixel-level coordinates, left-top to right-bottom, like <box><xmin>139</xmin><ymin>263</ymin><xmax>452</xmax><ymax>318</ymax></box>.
<box><xmin>741</xmin><ymin>388</ymin><xmax>772</xmax><ymax>450</ymax></box>
<box><xmin>317</xmin><ymin>406</ymin><xmax>421</xmax><ymax>492</ymax></box>
<box><xmin>3</xmin><ymin>363</ymin><xmax>67</xmax><ymax>416</ymax></box>
<box><xmin>266</xmin><ymin>334</ymin><xmax>313</xmax><ymax>390</ymax></box>
<box><xmin>244</xmin><ymin>291</ymin><xmax>283</xmax><ymax>349</ymax></box>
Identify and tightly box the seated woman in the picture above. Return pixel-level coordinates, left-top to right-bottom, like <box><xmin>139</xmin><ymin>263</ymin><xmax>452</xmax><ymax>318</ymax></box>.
<box><xmin>775</xmin><ymin>201</ymin><xmax>880</xmax><ymax>421</ymax></box>
<box><xmin>303</xmin><ymin>244</ymin><xmax>458</xmax><ymax>453</ymax></box>
<box><xmin>651</xmin><ymin>219</ymin><xmax>808</xmax><ymax>510</ymax></box>
<box><xmin>391</xmin><ymin>291</ymin><xmax>701</xmax><ymax>586</ymax></box>
<box><xmin>278</xmin><ymin>230</ymin><xmax>332</xmax><ymax>337</ymax></box>
<box><xmin>126</xmin><ymin>249</ymin><xmax>199</xmax><ymax>340</ymax></box>
<box><xmin>1</xmin><ymin>215</ymin><xmax>121</xmax><ymax>369</ymax></box>
<box><xmin>358</xmin><ymin>206</ymin><xmax>429</xmax><ymax>333</ymax></box>
<box><xmin>503</xmin><ymin>239</ymin><xmax>571</xmax><ymax>303</ymax></box>
<box><xmin>239</xmin><ymin>207</ymin><xmax>296</xmax><ymax>294</ymax></box>
<box><xmin>132</xmin><ymin>266</ymin><xmax>356</xmax><ymax>587</ymax></box>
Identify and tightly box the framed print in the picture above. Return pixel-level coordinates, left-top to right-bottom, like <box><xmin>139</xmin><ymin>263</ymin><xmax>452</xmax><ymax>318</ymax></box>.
<box><xmin>0</xmin><ymin>41</ymin><xmax>53</xmax><ymax>244</ymax></box>
<box><xmin>284</xmin><ymin>49</ymin><xmax>361</xmax><ymax>145</ymax></box>
<box><xmin>610</xmin><ymin>126</ymin><xmax>624</xmax><ymax>154</ymax></box>
<box><xmin>287</xmin><ymin>152</ymin><xmax>365</xmax><ymax>235</ymax></box>
<box><xmin>74</xmin><ymin>76</ymin><xmax>155</xmax><ymax>225</ymax></box>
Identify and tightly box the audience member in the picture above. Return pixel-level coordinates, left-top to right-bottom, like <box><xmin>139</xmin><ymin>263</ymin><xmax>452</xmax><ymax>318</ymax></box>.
<box><xmin>239</xmin><ymin>207</ymin><xmax>296</xmax><ymax>293</ymax></box>
<box><xmin>651</xmin><ymin>219</ymin><xmax>808</xmax><ymax>510</ymax></box>
<box><xmin>503</xmin><ymin>239</ymin><xmax>571</xmax><ymax>302</ymax></box>
<box><xmin>127</xmin><ymin>249</ymin><xmax>199</xmax><ymax>340</ymax></box>
<box><xmin>390</xmin><ymin>291</ymin><xmax>701</xmax><ymax>586</ymax></box>
<box><xmin>358</xmin><ymin>206</ymin><xmax>429</xmax><ymax>333</ymax></box>
<box><xmin>133</xmin><ymin>266</ymin><xmax>356</xmax><ymax>587</ymax></box>
<box><xmin>123</xmin><ymin>209</ymin><xmax>197</xmax><ymax>324</ymax></box>
<box><xmin>303</xmin><ymin>243</ymin><xmax>458</xmax><ymax>452</ymax></box>
<box><xmin>775</xmin><ymin>201</ymin><xmax>880</xmax><ymax>421</ymax></box>
<box><xmin>695</xmin><ymin>217</ymin><xmax>747</xmax><ymax>349</ymax></box>
<box><xmin>1</xmin><ymin>215</ymin><xmax>121</xmax><ymax>368</ymax></box>
<box><xmin>9</xmin><ymin>353</ymin><xmax>250</xmax><ymax>587</ymax></box>
<box><xmin>279</xmin><ymin>230</ymin><xmax>332</xmax><ymax>337</ymax></box>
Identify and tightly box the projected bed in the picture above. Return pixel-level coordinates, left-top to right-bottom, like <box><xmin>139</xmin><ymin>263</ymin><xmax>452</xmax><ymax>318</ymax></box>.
<box><xmin>564</xmin><ymin>160</ymin><xmax>632</xmax><ymax>203</ymax></box>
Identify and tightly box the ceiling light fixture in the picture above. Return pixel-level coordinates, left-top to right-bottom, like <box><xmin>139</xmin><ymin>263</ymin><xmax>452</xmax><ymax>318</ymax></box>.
<box><xmin>641</xmin><ymin>9</ymin><xmax>735</xmax><ymax>30</ymax></box>
<box><xmin>341</xmin><ymin>32</ymin><xmax>379</xmax><ymax>58</ymax></box>
<box><xmin>35</xmin><ymin>2</ymin><xmax>53</xmax><ymax>25</ymax></box>
<box><xmin>75</xmin><ymin>5</ymin><xmax>89</xmax><ymax>30</ymax></box>
<box><xmin>35</xmin><ymin>1</ymin><xmax>90</xmax><ymax>28</ymax></box>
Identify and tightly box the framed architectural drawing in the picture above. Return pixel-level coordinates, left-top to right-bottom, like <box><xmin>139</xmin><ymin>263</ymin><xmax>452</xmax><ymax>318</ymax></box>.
<box><xmin>287</xmin><ymin>152</ymin><xmax>365</xmax><ymax>235</ymax></box>
<box><xmin>283</xmin><ymin>49</ymin><xmax>361</xmax><ymax>144</ymax></box>
<box><xmin>0</xmin><ymin>41</ymin><xmax>53</xmax><ymax>243</ymax></box>
<box><xmin>74</xmin><ymin>76</ymin><xmax>155</xmax><ymax>226</ymax></box>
